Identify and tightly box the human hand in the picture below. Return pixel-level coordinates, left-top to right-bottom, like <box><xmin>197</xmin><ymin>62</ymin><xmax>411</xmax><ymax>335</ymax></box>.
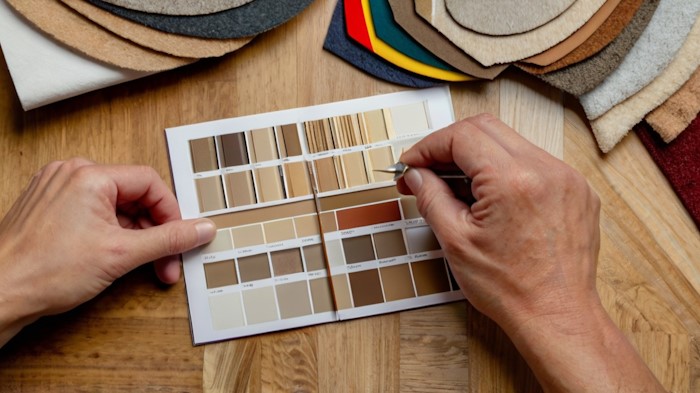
<box><xmin>0</xmin><ymin>158</ymin><xmax>215</xmax><ymax>345</ymax></box>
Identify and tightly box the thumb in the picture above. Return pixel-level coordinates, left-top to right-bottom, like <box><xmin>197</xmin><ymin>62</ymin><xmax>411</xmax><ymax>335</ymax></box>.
<box><xmin>403</xmin><ymin>168</ymin><xmax>471</xmax><ymax>240</ymax></box>
<box><xmin>124</xmin><ymin>218</ymin><xmax>216</xmax><ymax>269</ymax></box>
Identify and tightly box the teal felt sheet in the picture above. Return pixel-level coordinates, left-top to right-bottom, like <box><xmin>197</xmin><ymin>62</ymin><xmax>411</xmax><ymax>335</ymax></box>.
<box><xmin>369</xmin><ymin>0</ymin><xmax>457</xmax><ymax>71</ymax></box>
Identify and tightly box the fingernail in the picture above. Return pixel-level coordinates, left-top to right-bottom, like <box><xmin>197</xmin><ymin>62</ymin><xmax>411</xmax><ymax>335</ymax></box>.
<box><xmin>403</xmin><ymin>168</ymin><xmax>422</xmax><ymax>193</ymax></box>
<box><xmin>195</xmin><ymin>220</ymin><xmax>216</xmax><ymax>245</ymax></box>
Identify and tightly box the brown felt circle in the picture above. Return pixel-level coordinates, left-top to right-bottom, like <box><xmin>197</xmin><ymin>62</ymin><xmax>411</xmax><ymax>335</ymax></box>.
<box><xmin>100</xmin><ymin>0</ymin><xmax>253</xmax><ymax>16</ymax></box>
<box><xmin>6</xmin><ymin>0</ymin><xmax>193</xmax><ymax>72</ymax></box>
<box><xmin>60</xmin><ymin>0</ymin><xmax>253</xmax><ymax>58</ymax></box>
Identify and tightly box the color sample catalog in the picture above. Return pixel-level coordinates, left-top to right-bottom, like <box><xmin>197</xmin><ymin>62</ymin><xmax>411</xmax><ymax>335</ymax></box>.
<box><xmin>166</xmin><ymin>87</ymin><xmax>464</xmax><ymax>344</ymax></box>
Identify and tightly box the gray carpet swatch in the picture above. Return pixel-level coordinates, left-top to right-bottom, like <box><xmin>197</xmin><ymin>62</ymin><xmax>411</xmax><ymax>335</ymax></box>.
<box><xmin>100</xmin><ymin>0</ymin><xmax>253</xmax><ymax>16</ymax></box>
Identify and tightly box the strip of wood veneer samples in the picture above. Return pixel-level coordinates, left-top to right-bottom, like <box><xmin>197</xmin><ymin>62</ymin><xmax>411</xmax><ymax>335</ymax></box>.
<box><xmin>209</xmin><ymin>199</ymin><xmax>317</xmax><ymax>228</ymax></box>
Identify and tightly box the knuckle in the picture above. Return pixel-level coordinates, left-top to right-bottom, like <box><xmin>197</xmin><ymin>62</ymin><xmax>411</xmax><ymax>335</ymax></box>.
<box><xmin>163</xmin><ymin>227</ymin><xmax>191</xmax><ymax>255</ymax></box>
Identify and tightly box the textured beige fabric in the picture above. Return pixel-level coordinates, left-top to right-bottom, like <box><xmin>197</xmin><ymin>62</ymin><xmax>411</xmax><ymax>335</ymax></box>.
<box><xmin>61</xmin><ymin>0</ymin><xmax>253</xmax><ymax>58</ymax></box>
<box><xmin>415</xmin><ymin>0</ymin><xmax>606</xmax><ymax>66</ymax></box>
<box><xmin>646</xmin><ymin>67</ymin><xmax>700</xmax><ymax>142</ymax></box>
<box><xmin>6</xmin><ymin>0</ymin><xmax>193</xmax><ymax>71</ymax></box>
<box><xmin>100</xmin><ymin>0</ymin><xmax>253</xmax><ymax>16</ymax></box>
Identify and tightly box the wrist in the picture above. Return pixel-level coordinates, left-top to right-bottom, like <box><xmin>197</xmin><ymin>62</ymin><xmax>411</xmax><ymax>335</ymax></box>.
<box><xmin>0</xmin><ymin>244</ymin><xmax>41</xmax><ymax>347</ymax></box>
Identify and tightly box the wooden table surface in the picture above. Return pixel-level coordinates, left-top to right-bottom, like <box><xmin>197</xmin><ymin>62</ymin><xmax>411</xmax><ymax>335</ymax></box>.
<box><xmin>1</xmin><ymin>1</ymin><xmax>699</xmax><ymax>391</ymax></box>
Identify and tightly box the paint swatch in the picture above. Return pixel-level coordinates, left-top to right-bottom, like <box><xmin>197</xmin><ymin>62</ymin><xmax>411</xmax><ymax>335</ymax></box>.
<box><xmin>166</xmin><ymin>87</ymin><xmax>462</xmax><ymax>344</ymax></box>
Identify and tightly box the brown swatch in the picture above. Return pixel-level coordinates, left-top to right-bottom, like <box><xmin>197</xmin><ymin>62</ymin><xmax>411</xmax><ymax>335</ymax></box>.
<box><xmin>310</xmin><ymin>278</ymin><xmax>334</xmax><ymax>313</ymax></box>
<box><xmin>284</xmin><ymin>161</ymin><xmax>312</xmax><ymax>197</ymax></box>
<box><xmin>331</xmin><ymin>275</ymin><xmax>353</xmax><ymax>309</ymax></box>
<box><xmin>218</xmin><ymin>133</ymin><xmax>249</xmax><ymax>167</ymax></box>
<box><xmin>204</xmin><ymin>260</ymin><xmax>238</xmax><ymax>288</ymax></box>
<box><xmin>646</xmin><ymin>66</ymin><xmax>700</xmax><ymax>142</ymax></box>
<box><xmin>303</xmin><ymin>244</ymin><xmax>326</xmax><ymax>272</ymax></box>
<box><xmin>519</xmin><ymin>0</ymin><xmax>644</xmax><ymax>74</ymax></box>
<box><xmin>254</xmin><ymin>166</ymin><xmax>285</xmax><ymax>202</ymax></box>
<box><xmin>6</xmin><ymin>0</ymin><xmax>193</xmax><ymax>72</ymax></box>
<box><xmin>373</xmin><ymin>230</ymin><xmax>407</xmax><ymax>259</ymax></box>
<box><xmin>195</xmin><ymin>176</ymin><xmax>226</xmax><ymax>212</ymax></box>
<box><xmin>223</xmin><ymin>171</ymin><xmax>256</xmax><ymax>207</ymax></box>
<box><xmin>237</xmin><ymin>253</ymin><xmax>271</xmax><ymax>282</ymax></box>
<box><xmin>271</xmin><ymin>248</ymin><xmax>304</xmax><ymax>276</ymax></box>
<box><xmin>60</xmin><ymin>0</ymin><xmax>252</xmax><ymax>58</ymax></box>
<box><xmin>263</xmin><ymin>219</ymin><xmax>296</xmax><ymax>243</ymax></box>
<box><xmin>211</xmin><ymin>200</ymin><xmax>316</xmax><ymax>228</ymax></box>
<box><xmin>342</xmin><ymin>235</ymin><xmax>376</xmax><ymax>264</ymax></box>
<box><xmin>380</xmin><ymin>264</ymin><xmax>416</xmax><ymax>301</ymax></box>
<box><xmin>276</xmin><ymin>281</ymin><xmax>312</xmax><ymax>319</ymax></box>
<box><xmin>348</xmin><ymin>269</ymin><xmax>384</xmax><ymax>307</ymax></box>
<box><xmin>294</xmin><ymin>215</ymin><xmax>320</xmax><ymax>238</ymax></box>
<box><xmin>411</xmin><ymin>259</ymin><xmax>451</xmax><ymax>296</ymax></box>
<box><xmin>319</xmin><ymin>186</ymin><xmax>400</xmax><ymax>211</ymax></box>
<box><xmin>190</xmin><ymin>137</ymin><xmax>218</xmax><ymax>173</ymax></box>
<box><xmin>314</xmin><ymin>157</ymin><xmax>340</xmax><ymax>192</ymax></box>
<box><xmin>336</xmin><ymin>200</ymin><xmax>402</xmax><ymax>230</ymax></box>
<box><xmin>318</xmin><ymin>211</ymin><xmax>338</xmax><ymax>233</ymax></box>
<box><xmin>400</xmin><ymin>196</ymin><xmax>422</xmax><ymax>219</ymax></box>
<box><xmin>280</xmin><ymin>124</ymin><xmax>303</xmax><ymax>156</ymax></box>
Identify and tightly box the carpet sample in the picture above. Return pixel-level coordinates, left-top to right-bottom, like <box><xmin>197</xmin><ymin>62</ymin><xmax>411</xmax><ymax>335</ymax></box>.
<box><xmin>323</xmin><ymin>0</ymin><xmax>440</xmax><ymax>88</ymax></box>
<box><xmin>444</xmin><ymin>0</ymin><xmax>575</xmax><ymax>36</ymax></box>
<box><xmin>415</xmin><ymin>0</ymin><xmax>606</xmax><ymax>66</ymax></box>
<box><xmin>518</xmin><ymin>0</ymin><xmax>644</xmax><ymax>74</ymax></box>
<box><xmin>0</xmin><ymin>0</ymin><xmax>150</xmax><ymax>110</ymax></box>
<box><xmin>346</xmin><ymin>0</ymin><xmax>470</xmax><ymax>81</ymax></box>
<box><xmin>580</xmin><ymin>0</ymin><xmax>700</xmax><ymax>120</ymax></box>
<box><xmin>6</xmin><ymin>0</ymin><xmax>193</xmax><ymax>72</ymax></box>
<box><xmin>61</xmin><ymin>0</ymin><xmax>253</xmax><ymax>58</ymax></box>
<box><xmin>521</xmin><ymin>0</ymin><xmax>621</xmax><ymax>67</ymax></box>
<box><xmin>99</xmin><ymin>0</ymin><xmax>252</xmax><ymax>16</ymax></box>
<box><xmin>636</xmin><ymin>118</ymin><xmax>700</xmax><ymax>231</ymax></box>
<box><xmin>590</xmin><ymin>16</ymin><xmax>700</xmax><ymax>152</ymax></box>
<box><xmin>646</xmin><ymin>67</ymin><xmax>700</xmax><ymax>142</ymax></box>
<box><xmin>534</xmin><ymin>0</ymin><xmax>660</xmax><ymax>96</ymax></box>
<box><xmin>388</xmin><ymin>0</ymin><xmax>506</xmax><ymax>80</ymax></box>
<box><xmin>86</xmin><ymin>0</ymin><xmax>313</xmax><ymax>39</ymax></box>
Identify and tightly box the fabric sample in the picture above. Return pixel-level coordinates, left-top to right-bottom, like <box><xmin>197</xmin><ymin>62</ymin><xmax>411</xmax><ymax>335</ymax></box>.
<box><xmin>99</xmin><ymin>0</ymin><xmax>252</xmax><ymax>16</ymax></box>
<box><xmin>347</xmin><ymin>0</ymin><xmax>470</xmax><ymax>81</ymax></box>
<box><xmin>444</xmin><ymin>0</ymin><xmax>575</xmax><ymax>36</ymax></box>
<box><xmin>6</xmin><ymin>0</ymin><xmax>193</xmax><ymax>72</ymax></box>
<box><xmin>86</xmin><ymin>0</ymin><xmax>313</xmax><ymax>39</ymax></box>
<box><xmin>388</xmin><ymin>0</ymin><xmax>506</xmax><ymax>80</ymax></box>
<box><xmin>60</xmin><ymin>0</ymin><xmax>253</xmax><ymax>58</ymax></box>
<box><xmin>370</xmin><ymin>0</ymin><xmax>455</xmax><ymax>71</ymax></box>
<box><xmin>580</xmin><ymin>0</ymin><xmax>700</xmax><ymax>120</ymax></box>
<box><xmin>534</xmin><ymin>0</ymin><xmax>660</xmax><ymax>96</ymax></box>
<box><xmin>323</xmin><ymin>0</ymin><xmax>440</xmax><ymax>88</ymax></box>
<box><xmin>589</xmin><ymin>16</ymin><xmax>700</xmax><ymax>152</ymax></box>
<box><xmin>521</xmin><ymin>0</ymin><xmax>621</xmax><ymax>67</ymax></box>
<box><xmin>636</xmin><ymin>119</ymin><xmax>700</xmax><ymax>231</ymax></box>
<box><xmin>0</xmin><ymin>0</ymin><xmax>151</xmax><ymax>110</ymax></box>
<box><xmin>646</xmin><ymin>67</ymin><xmax>700</xmax><ymax>142</ymax></box>
<box><xmin>518</xmin><ymin>0</ymin><xmax>644</xmax><ymax>74</ymax></box>
<box><xmin>415</xmin><ymin>0</ymin><xmax>606</xmax><ymax>66</ymax></box>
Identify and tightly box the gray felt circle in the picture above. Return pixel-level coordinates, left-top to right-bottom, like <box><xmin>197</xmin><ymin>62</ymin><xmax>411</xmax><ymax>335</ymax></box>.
<box><xmin>99</xmin><ymin>0</ymin><xmax>254</xmax><ymax>16</ymax></box>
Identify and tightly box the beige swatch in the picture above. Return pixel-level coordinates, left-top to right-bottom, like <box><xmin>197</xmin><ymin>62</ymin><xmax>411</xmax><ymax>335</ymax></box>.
<box><xmin>60</xmin><ymin>0</ymin><xmax>253</xmax><ymax>58</ymax></box>
<box><xmin>6</xmin><ymin>0</ymin><xmax>193</xmax><ymax>72</ymax></box>
<box><xmin>100</xmin><ymin>0</ymin><xmax>253</xmax><ymax>16</ymax></box>
<box><xmin>415</xmin><ymin>0</ymin><xmax>606</xmax><ymax>66</ymax></box>
<box><xmin>646</xmin><ymin>66</ymin><xmax>700</xmax><ymax>142</ymax></box>
<box><xmin>521</xmin><ymin>0</ymin><xmax>621</xmax><ymax>66</ymax></box>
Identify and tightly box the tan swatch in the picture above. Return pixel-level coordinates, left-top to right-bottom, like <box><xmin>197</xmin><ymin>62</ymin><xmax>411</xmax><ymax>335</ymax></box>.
<box><xmin>6</xmin><ymin>0</ymin><xmax>193</xmax><ymax>72</ymax></box>
<box><xmin>415</xmin><ymin>0</ymin><xmax>606</xmax><ymax>66</ymax></box>
<box><xmin>444</xmin><ymin>0</ymin><xmax>575</xmax><ymax>36</ymax></box>
<box><xmin>519</xmin><ymin>0</ymin><xmax>644</xmax><ymax>74</ymax></box>
<box><xmin>100</xmin><ymin>0</ymin><xmax>253</xmax><ymax>16</ymax></box>
<box><xmin>521</xmin><ymin>0</ymin><xmax>621</xmax><ymax>66</ymax></box>
<box><xmin>646</xmin><ymin>66</ymin><xmax>700</xmax><ymax>142</ymax></box>
<box><xmin>60</xmin><ymin>0</ymin><xmax>253</xmax><ymax>58</ymax></box>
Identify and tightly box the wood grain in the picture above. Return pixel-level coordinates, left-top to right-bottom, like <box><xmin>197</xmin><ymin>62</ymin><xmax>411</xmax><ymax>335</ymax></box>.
<box><xmin>0</xmin><ymin>0</ymin><xmax>698</xmax><ymax>391</ymax></box>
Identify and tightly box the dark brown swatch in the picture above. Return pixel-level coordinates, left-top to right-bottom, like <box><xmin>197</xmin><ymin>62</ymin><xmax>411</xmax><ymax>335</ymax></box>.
<box><xmin>342</xmin><ymin>235</ymin><xmax>376</xmax><ymax>264</ymax></box>
<box><xmin>411</xmin><ymin>259</ymin><xmax>451</xmax><ymax>296</ymax></box>
<box><xmin>348</xmin><ymin>269</ymin><xmax>384</xmax><ymax>307</ymax></box>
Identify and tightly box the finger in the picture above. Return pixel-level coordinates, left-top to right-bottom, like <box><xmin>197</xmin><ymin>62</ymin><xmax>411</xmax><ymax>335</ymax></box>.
<box><xmin>120</xmin><ymin>218</ymin><xmax>216</xmax><ymax>272</ymax></box>
<box><xmin>402</xmin><ymin>168</ymin><xmax>473</xmax><ymax>242</ymax></box>
<box><xmin>154</xmin><ymin>256</ymin><xmax>181</xmax><ymax>284</ymax></box>
<box><xmin>464</xmin><ymin>113</ymin><xmax>544</xmax><ymax>157</ymax></box>
<box><xmin>399</xmin><ymin>118</ymin><xmax>514</xmax><ymax>180</ymax></box>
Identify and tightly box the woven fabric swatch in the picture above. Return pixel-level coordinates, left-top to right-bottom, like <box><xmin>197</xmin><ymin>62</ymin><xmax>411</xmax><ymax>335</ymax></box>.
<box><xmin>580</xmin><ymin>0</ymin><xmax>700</xmax><ymax>120</ymax></box>
<box><xmin>324</xmin><ymin>0</ymin><xmax>440</xmax><ymax>88</ymax></box>
<box><xmin>521</xmin><ymin>0</ymin><xmax>621</xmax><ymax>67</ymax></box>
<box><xmin>535</xmin><ymin>0</ymin><xmax>660</xmax><ymax>96</ymax></box>
<box><xmin>444</xmin><ymin>0</ymin><xmax>575</xmax><ymax>36</ymax></box>
<box><xmin>636</xmin><ymin>118</ymin><xmax>700</xmax><ymax>231</ymax></box>
<box><xmin>646</xmin><ymin>66</ymin><xmax>700</xmax><ymax>142</ymax></box>
<box><xmin>99</xmin><ymin>0</ymin><xmax>252</xmax><ymax>16</ymax></box>
<box><xmin>86</xmin><ymin>0</ymin><xmax>313</xmax><ymax>39</ymax></box>
<box><xmin>61</xmin><ymin>0</ymin><xmax>253</xmax><ymax>58</ymax></box>
<box><xmin>415</xmin><ymin>0</ymin><xmax>605</xmax><ymax>66</ymax></box>
<box><xmin>590</xmin><ymin>16</ymin><xmax>700</xmax><ymax>152</ymax></box>
<box><xmin>388</xmin><ymin>0</ymin><xmax>506</xmax><ymax>79</ymax></box>
<box><xmin>6</xmin><ymin>0</ymin><xmax>193</xmax><ymax>72</ymax></box>
<box><xmin>518</xmin><ymin>0</ymin><xmax>644</xmax><ymax>74</ymax></box>
<box><xmin>347</xmin><ymin>0</ymin><xmax>470</xmax><ymax>81</ymax></box>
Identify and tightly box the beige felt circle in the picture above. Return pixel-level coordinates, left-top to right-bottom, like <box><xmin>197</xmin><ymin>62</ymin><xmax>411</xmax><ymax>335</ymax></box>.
<box><xmin>100</xmin><ymin>0</ymin><xmax>253</xmax><ymax>16</ymax></box>
<box><xmin>444</xmin><ymin>0</ymin><xmax>576</xmax><ymax>36</ymax></box>
<box><xmin>416</xmin><ymin>0</ymin><xmax>606</xmax><ymax>66</ymax></box>
<box><xmin>60</xmin><ymin>0</ymin><xmax>253</xmax><ymax>58</ymax></box>
<box><xmin>6</xmin><ymin>0</ymin><xmax>194</xmax><ymax>72</ymax></box>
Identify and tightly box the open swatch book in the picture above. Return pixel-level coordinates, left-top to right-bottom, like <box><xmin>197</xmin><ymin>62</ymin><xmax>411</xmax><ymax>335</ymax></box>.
<box><xmin>166</xmin><ymin>87</ymin><xmax>464</xmax><ymax>344</ymax></box>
